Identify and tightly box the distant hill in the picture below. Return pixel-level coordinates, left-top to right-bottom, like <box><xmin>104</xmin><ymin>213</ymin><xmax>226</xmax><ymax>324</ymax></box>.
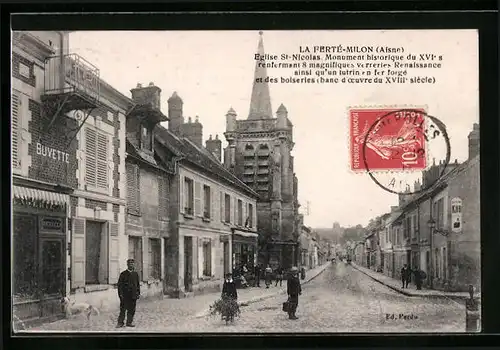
<box><xmin>313</xmin><ymin>223</ymin><xmax>366</xmax><ymax>246</ymax></box>
<box><xmin>312</xmin><ymin>227</ymin><xmax>343</xmax><ymax>243</ymax></box>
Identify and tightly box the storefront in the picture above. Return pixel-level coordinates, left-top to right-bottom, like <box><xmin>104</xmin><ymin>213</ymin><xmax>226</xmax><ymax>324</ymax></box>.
<box><xmin>12</xmin><ymin>185</ymin><xmax>70</xmax><ymax>326</ymax></box>
<box><xmin>232</xmin><ymin>228</ymin><xmax>258</xmax><ymax>272</ymax></box>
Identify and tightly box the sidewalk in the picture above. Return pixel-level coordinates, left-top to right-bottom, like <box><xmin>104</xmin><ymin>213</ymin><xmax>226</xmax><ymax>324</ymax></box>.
<box><xmin>194</xmin><ymin>262</ymin><xmax>331</xmax><ymax>318</ymax></box>
<box><xmin>351</xmin><ymin>262</ymin><xmax>480</xmax><ymax>302</ymax></box>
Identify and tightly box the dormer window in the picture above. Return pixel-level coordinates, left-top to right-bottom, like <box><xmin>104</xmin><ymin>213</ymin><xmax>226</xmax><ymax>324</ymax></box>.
<box><xmin>140</xmin><ymin>125</ymin><xmax>152</xmax><ymax>151</ymax></box>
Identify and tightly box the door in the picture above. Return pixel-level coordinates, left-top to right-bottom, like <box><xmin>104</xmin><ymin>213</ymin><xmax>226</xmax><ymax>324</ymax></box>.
<box><xmin>184</xmin><ymin>236</ymin><xmax>192</xmax><ymax>291</ymax></box>
<box><xmin>86</xmin><ymin>221</ymin><xmax>102</xmax><ymax>284</ymax></box>
<box><xmin>406</xmin><ymin>251</ymin><xmax>412</xmax><ymax>267</ymax></box>
<box><xmin>426</xmin><ymin>251</ymin><xmax>430</xmax><ymax>285</ymax></box>
<box><xmin>223</xmin><ymin>241</ymin><xmax>230</xmax><ymax>275</ymax></box>
<box><xmin>38</xmin><ymin>236</ymin><xmax>65</xmax><ymax>318</ymax></box>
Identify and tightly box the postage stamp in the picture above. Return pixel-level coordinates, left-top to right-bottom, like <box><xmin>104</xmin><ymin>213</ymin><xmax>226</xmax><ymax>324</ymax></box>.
<box><xmin>349</xmin><ymin>107</ymin><xmax>428</xmax><ymax>172</ymax></box>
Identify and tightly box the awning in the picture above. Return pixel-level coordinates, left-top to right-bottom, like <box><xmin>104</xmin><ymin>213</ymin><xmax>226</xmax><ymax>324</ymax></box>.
<box><xmin>13</xmin><ymin>185</ymin><xmax>69</xmax><ymax>209</ymax></box>
<box><xmin>233</xmin><ymin>229</ymin><xmax>258</xmax><ymax>239</ymax></box>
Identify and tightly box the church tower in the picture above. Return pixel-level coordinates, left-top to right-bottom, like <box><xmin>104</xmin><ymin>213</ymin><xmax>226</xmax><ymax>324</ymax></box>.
<box><xmin>223</xmin><ymin>32</ymin><xmax>300</xmax><ymax>269</ymax></box>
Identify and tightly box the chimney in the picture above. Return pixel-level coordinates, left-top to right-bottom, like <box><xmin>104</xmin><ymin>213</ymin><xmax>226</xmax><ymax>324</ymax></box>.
<box><xmin>167</xmin><ymin>92</ymin><xmax>184</xmax><ymax>134</ymax></box>
<box><xmin>130</xmin><ymin>82</ymin><xmax>161</xmax><ymax>110</ymax></box>
<box><xmin>206</xmin><ymin>134</ymin><xmax>222</xmax><ymax>162</ymax></box>
<box><xmin>181</xmin><ymin>115</ymin><xmax>203</xmax><ymax>147</ymax></box>
<box><xmin>468</xmin><ymin>123</ymin><xmax>480</xmax><ymax>160</ymax></box>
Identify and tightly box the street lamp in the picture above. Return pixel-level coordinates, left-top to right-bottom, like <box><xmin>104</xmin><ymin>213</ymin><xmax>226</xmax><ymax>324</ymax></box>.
<box><xmin>427</xmin><ymin>217</ymin><xmax>436</xmax><ymax>289</ymax></box>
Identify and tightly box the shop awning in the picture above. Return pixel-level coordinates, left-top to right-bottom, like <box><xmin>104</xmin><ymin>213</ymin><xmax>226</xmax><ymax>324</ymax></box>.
<box><xmin>233</xmin><ymin>229</ymin><xmax>258</xmax><ymax>239</ymax></box>
<box><xmin>13</xmin><ymin>185</ymin><xmax>69</xmax><ymax>209</ymax></box>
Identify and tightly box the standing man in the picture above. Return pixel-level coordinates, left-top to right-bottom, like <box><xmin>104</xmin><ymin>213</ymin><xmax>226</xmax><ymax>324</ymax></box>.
<box><xmin>286</xmin><ymin>266</ymin><xmax>302</xmax><ymax>320</ymax></box>
<box><xmin>254</xmin><ymin>264</ymin><xmax>261</xmax><ymax>287</ymax></box>
<box><xmin>275</xmin><ymin>265</ymin><xmax>284</xmax><ymax>287</ymax></box>
<box><xmin>117</xmin><ymin>259</ymin><xmax>141</xmax><ymax>328</ymax></box>
<box><xmin>401</xmin><ymin>264</ymin><xmax>409</xmax><ymax>289</ymax></box>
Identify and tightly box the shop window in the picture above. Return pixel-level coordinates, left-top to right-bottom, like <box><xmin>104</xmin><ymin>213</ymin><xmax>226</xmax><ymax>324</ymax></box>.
<box><xmin>128</xmin><ymin>236</ymin><xmax>143</xmax><ymax>281</ymax></box>
<box><xmin>202</xmin><ymin>241</ymin><xmax>212</xmax><ymax>277</ymax></box>
<box><xmin>85</xmin><ymin>127</ymin><xmax>109</xmax><ymax>191</ymax></box>
<box><xmin>148</xmin><ymin>238</ymin><xmax>161</xmax><ymax>280</ymax></box>
<box><xmin>237</xmin><ymin>199</ymin><xmax>243</xmax><ymax>226</ymax></box>
<box><xmin>13</xmin><ymin>214</ymin><xmax>37</xmax><ymax>301</ymax></box>
<box><xmin>184</xmin><ymin>177</ymin><xmax>194</xmax><ymax>215</ymax></box>
<box><xmin>224</xmin><ymin>194</ymin><xmax>231</xmax><ymax>223</ymax></box>
<box><xmin>203</xmin><ymin>185</ymin><xmax>211</xmax><ymax>219</ymax></box>
<box><xmin>85</xmin><ymin>220</ymin><xmax>108</xmax><ymax>285</ymax></box>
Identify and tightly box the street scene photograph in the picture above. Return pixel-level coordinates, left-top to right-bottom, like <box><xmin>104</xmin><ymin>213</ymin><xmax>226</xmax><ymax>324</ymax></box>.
<box><xmin>11</xmin><ymin>29</ymin><xmax>480</xmax><ymax>333</ymax></box>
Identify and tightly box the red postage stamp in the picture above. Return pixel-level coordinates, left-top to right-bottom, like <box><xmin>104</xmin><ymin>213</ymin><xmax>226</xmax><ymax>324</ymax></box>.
<box><xmin>349</xmin><ymin>107</ymin><xmax>427</xmax><ymax>172</ymax></box>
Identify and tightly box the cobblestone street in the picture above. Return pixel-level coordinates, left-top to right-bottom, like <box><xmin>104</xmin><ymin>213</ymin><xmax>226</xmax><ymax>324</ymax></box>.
<box><xmin>30</xmin><ymin>262</ymin><xmax>465</xmax><ymax>333</ymax></box>
<box><xmin>162</xmin><ymin>262</ymin><xmax>465</xmax><ymax>333</ymax></box>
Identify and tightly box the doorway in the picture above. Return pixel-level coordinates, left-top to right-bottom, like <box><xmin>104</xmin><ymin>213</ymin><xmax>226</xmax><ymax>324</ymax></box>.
<box><xmin>85</xmin><ymin>221</ymin><xmax>103</xmax><ymax>284</ymax></box>
<box><xmin>184</xmin><ymin>236</ymin><xmax>193</xmax><ymax>292</ymax></box>
<box><xmin>38</xmin><ymin>236</ymin><xmax>65</xmax><ymax>318</ymax></box>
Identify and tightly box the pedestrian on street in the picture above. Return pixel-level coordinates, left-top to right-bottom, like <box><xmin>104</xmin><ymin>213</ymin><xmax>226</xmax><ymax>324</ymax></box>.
<box><xmin>275</xmin><ymin>265</ymin><xmax>284</xmax><ymax>287</ymax></box>
<box><xmin>221</xmin><ymin>273</ymin><xmax>239</xmax><ymax>323</ymax></box>
<box><xmin>254</xmin><ymin>264</ymin><xmax>261</xmax><ymax>287</ymax></box>
<box><xmin>117</xmin><ymin>259</ymin><xmax>141</xmax><ymax>328</ymax></box>
<box><xmin>264</xmin><ymin>265</ymin><xmax>273</xmax><ymax>288</ymax></box>
<box><xmin>401</xmin><ymin>264</ymin><xmax>410</xmax><ymax>289</ymax></box>
<box><xmin>222</xmin><ymin>273</ymin><xmax>238</xmax><ymax>300</ymax></box>
<box><xmin>413</xmin><ymin>267</ymin><xmax>424</xmax><ymax>290</ymax></box>
<box><xmin>286</xmin><ymin>266</ymin><xmax>302</xmax><ymax>320</ymax></box>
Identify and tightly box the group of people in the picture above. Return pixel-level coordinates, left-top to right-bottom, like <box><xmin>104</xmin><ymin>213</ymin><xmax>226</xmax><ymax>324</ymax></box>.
<box><xmin>400</xmin><ymin>264</ymin><xmax>425</xmax><ymax>290</ymax></box>
<box><xmin>253</xmin><ymin>264</ymin><xmax>285</xmax><ymax>288</ymax></box>
<box><xmin>114</xmin><ymin>258</ymin><xmax>304</xmax><ymax>328</ymax></box>
<box><xmin>222</xmin><ymin>265</ymin><xmax>302</xmax><ymax>320</ymax></box>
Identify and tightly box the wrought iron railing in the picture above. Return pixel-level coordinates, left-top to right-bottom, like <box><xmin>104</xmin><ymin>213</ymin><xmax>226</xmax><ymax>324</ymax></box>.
<box><xmin>44</xmin><ymin>53</ymin><xmax>100</xmax><ymax>103</ymax></box>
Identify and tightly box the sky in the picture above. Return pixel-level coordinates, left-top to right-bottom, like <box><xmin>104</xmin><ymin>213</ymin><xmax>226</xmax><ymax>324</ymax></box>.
<box><xmin>69</xmin><ymin>30</ymin><xmax>478</xmax><ymax>228</ymax></box>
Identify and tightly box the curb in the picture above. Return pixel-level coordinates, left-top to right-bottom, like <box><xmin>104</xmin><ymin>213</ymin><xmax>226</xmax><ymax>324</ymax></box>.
<box><xmin>194</xmin><ymin>263</ymin><xmax>331</xmax><ymax>319</ymax></box>
<box><xmin>350</xmin><ymin>263</ymin><xmax>468</xmax><ymax>303</ymax></box>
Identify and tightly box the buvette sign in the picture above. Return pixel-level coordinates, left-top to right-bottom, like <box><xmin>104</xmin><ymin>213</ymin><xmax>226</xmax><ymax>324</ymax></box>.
<box><xmin>36</xmin><ymin>142</ymin><xmax>70</xmax><ymax>163</ymax></box>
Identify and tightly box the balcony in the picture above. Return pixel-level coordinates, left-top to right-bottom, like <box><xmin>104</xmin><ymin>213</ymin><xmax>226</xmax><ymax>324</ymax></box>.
<box><xmin>41</xmin><ymin>53</ymin><xmax>100</xmax><ymax>120</ymax></box>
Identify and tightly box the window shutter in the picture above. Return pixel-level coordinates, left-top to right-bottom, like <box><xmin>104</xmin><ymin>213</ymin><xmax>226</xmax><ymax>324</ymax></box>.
<box><xmin>220</xmin><ymin>192</ymin><xmax>225</xmax><ymax>222</ymax></box>
<box><xmin>194</xmin><ymin>181</ymin><xmax>202</xmax><ymax>217</ymax></box>
<box><xmin>71</xmin><ymin>218</ymin><xmax>86</xmax><ymax>288</ymax></box>
<box><xmin>108</xmin><ymin>222</ymin><xmax>120</xmax><ymax>284</ymax></box>
<box><xmin>144</xmin><ymin>238</ymin><xmax>151</xmax><ymax>281</ymax></box>
<box><xmin>126</xmin><ymin>163</ymin><xmax>138</xmax><ymax>213</ymax></box>
<box><xmin>210</xmin><ymin>239</ymin><xmax>215</xmax><ymax>277</ymax></box>
<box><xmin>197</xmin><ymin>238</ymin><xmax>203</xmax><ymax>278</ymax></box>
<box><xmin>85</xmin><ymin>128</ymin><xmax>97</xmax><ymax>187</ymax></box>
<box><xmin>233</xmin><ymin>197</ymin><xmax>237</xmax><ymax>224</ymax></box>
<box><xmin>179</xmin><ymin>176</ymin><xmax>185</xmax><ymax>214</ymax></box>
<box><xmin>12</xmin><ymin>91</ymin><xmax>21</xmax><ymax>169</ymax></box>
<box><xmin>242</xmin><ymin>202</ymin><xmax>247</xmax><ymax>226</ymax></box>
<box><xmin>211</xmin><ymin>187</ymin><xmax>217</xmax><ymax>222</ymax></box>
<box><xmin>96</xmin><ymin>132</ymin><xmax>109</xmax><ymax>190</ymax></box>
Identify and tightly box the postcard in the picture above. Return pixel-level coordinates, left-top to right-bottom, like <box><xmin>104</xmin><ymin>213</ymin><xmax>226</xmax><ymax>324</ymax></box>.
<box><xmin>12</xmin><ymin>28</ymin><xmax>480</xmax><ymax>333</ymax></box>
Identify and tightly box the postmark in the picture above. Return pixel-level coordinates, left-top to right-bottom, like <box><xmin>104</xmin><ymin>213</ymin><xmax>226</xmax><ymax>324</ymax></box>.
<box><xmin>349</xmin><ymin>106</ymin><xmax>450</xmax><ymax>195</ymax></box>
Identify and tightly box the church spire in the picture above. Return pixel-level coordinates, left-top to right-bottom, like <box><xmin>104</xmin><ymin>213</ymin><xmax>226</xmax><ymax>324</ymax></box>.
<box><xmin>248</xmin><ymin>31</ymin><xmax>273</xmax><ymax>120</ymax></box>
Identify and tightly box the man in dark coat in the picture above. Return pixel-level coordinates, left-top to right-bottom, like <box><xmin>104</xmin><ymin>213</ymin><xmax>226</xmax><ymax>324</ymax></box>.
<box><xmin>286</xmin><ymin>266</ymin><xmax>302</xmax><ymax>320</ymax></box>
<box><xmin>413</xmin><ymin>266</ymin><xmax>423</xmax><ymax>290</ymax></box>
<box><xmin>117</xmin><ymin>259</ymin><xmax>141</xmax><ymax>328</ymax></box>
<box><xmin>401</xmin><ymin>264</ymin><xmax>410</xmax><ymax>288</ymax></box>
<box><xmin>254</xmin><ymin>264</ymin><xmax>261</xmax><ymax>287</ymax></box>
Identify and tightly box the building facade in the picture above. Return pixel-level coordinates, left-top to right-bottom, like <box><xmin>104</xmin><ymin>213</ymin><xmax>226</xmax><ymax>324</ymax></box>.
<box><xmin>156</xmin><ymin>92</ymin><xmax>259</xmax><ymax>298</ymax></box>
<box><xmin>125</xmin><ymin>82</ymin><xmax>170</xmax><ymax>299</ymax></box>
<box><xmin>223</xmin><ymin>32</ymin><xmax>300</xmax><ymax>269</ymax></box>
<box><xmin>376</xmin><ymin>124</ymin><xmax>480</xmax><ymax>292</ymax></box>
<box><xmin>12</xmin><ymin>31</ymin><xmax>129</xmax><ymax>325</ymax></box>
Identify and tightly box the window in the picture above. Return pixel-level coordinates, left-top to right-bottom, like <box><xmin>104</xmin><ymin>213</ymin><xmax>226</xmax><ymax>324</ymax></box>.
<box><xmin>203</xmin><ymin>185</ymin><xmax>211</xmax><ymax>219</ymax></box>
<box><xmin>126</xmin><ymin>163</ymin><xmax>140</xmax><ymax>214</ymax></box>
<box><xmin>184</xmin><ymin>177</ymin><xmax>194</xmax><ymax>215</ymax></box>
<box><xmin>141</xmin><ymin>125</ymin><xmax>152</xmax><ymax>151</ymax></box>
<box><xmin>404</xmin><ymin>217</ymin><xmax>411</xmax><ymax>238</ymax></box>
<box><xmin>85</xmin><ymin>127</ymin><xmax>109</xmax><ymax>191</ymax></box>
<box><xmin>224</xmin><ymin>194</ymin><xmax>231</xmax><ymax>223</ymax></box>
<box><xmin>12</xmin><ymin>90</ymin><xmax>21</xmax><ymax>169</ymax></box>
<box><xmin>413</xmin><ymin>215</ymin><xmax>418</xmax><ymax>237</ymax></box>
<box><xmin>85</xmin><ymin>220</ymin><xmax>107</xmax><ymax>284</ymax></box>
<box><xmin>247</xmin><ymin>203</ymin><xmax>254</xmax><ymax>228</ymax></box>
<box><xmin>128</xmin><ymin>236</ymin><xmax>143</xmax><ymax>281</ymax></box>
<box><xmin>148</xmin><ymin>238</ymin><xmax>161</xmax><ymax>280</ymax></box>
<box><xmin>434</xmin><ymin>198</ymin><xmax>445</xmax><ymax>230</ymax></box>
<box><xmin>202</xmin><ymin>241</ymin><xmax>212</xmax><ymax>276</ymax></box>
<box><xmin>237</xmin><ymin>199</ymin><xmax>243</xmax><ymax>226</ymax></box>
